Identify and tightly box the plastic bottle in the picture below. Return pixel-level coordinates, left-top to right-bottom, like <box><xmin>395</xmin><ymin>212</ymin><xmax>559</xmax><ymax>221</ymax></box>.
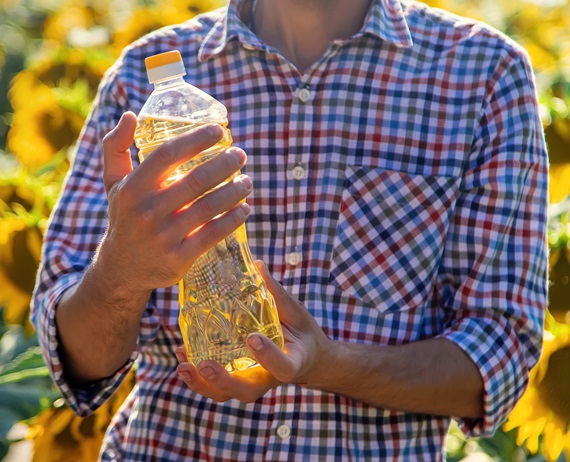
<box><xmin>134</xmin><ymin>50</ymin><xmax>283</xmax><ymax>372</ymax></box>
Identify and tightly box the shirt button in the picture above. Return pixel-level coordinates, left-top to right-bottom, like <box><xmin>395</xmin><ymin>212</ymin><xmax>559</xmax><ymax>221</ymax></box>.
<box><xmin>298</xmin><ymin>88</ymin><xmax>311</xmax><ymax>103</ymax></box>
<box><xmin>287</xmin><ymin>252</ymin><xmax>301</xmax><ymax>266</ymax></box>
<box><xmin>276</xmin><ymin>424</ymin><xmax>291</xmax><ymax>439</ymax></box>
<box><xmin>291</xmin><ymin>165</ymin><xmax>306</xmax><ymax>180</ymax></box>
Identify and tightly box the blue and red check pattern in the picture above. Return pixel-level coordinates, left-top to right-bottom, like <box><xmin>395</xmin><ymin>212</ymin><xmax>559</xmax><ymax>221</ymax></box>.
<box><xmin>32</xmin><ymin>0</ymin><xmax>549</xmax><ymax>460</ymax></box>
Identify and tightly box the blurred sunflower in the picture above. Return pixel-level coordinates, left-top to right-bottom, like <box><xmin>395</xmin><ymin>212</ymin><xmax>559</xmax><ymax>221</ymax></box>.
<box><xmin>547</xmin><ymin>131</ymin><xmax>570</xmax><ymax>168</ymax></box>
<box><xmin>7</xmin><ymin>73</ymin><xmax>82</xmax><ymax>171</ymax></box>
<box><xmin>0</xmin><ymin>172</ymin><xmax>49</xmax><ymax>215</ymax></box>
<box><xmin>0</xmin><ymin>214</ymin><xmax>43</xmax><ymax>334</ymax></box>
<box><xmin>10</xmin><ymin>47</ymin><xmax>114</xmax><ymax>107</ymax></box>
<box><xmin>548</xmin><ymin>243</ymin><xmax>570</xmax><ymax>324</ymax></box>
<box><xmin>503</xmin><ymin>319</ymin><xmax>570</xmax><ymax>461</ymax></box>
<box><xmin>0</xmin><ymin>167</ymin><xmax>53</xmax><ymax>333</ymax></box>
<box><xmin>7</xmin><ymin>47</ymin><xmax>108</xmax><ymax>172</ymax></box>
<box><xmin>111</xmin><ymin>0</ymin><xmax>225</xmax><ymax>56</ymax></box>
<box><xmin>111</xmin><ymin>7</ymin><xmax>181</xmax><ymax>56</ymax></box>
<box><xmin>549</xmin><ymin>163</ymin><xmax>570</xmax><ymax>207</ymax></box>
<box><xmin>161</xmin><ymin>0</ymin><xmax>226</xmax><ymax>18</ymax></box>
<box><xmin>43</xmin><ymin>4</ymin><xmax>102</xmax><ymax>46</ymax></box>
<box><xmin>27</xmin><ymin>368</ymin><xmax>136</xmax><ymax>462</ymax></box>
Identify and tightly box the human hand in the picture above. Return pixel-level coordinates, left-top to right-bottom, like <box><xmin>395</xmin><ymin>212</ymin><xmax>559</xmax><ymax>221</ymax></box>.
<box><xmin>96</xmin><ymin>111</ymin><xmax>252</xmax><ymax>297</ymax></box>
<box><xmin>176</xmin><ymin>261</ymin><xmax>335</xmax><ymax>402</ymax></box>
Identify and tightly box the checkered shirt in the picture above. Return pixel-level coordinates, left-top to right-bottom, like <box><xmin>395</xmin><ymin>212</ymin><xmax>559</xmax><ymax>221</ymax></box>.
<box><xmin>31</xmin><ymin>0</ymin><xmax>549</xmax><ymax>460</ymax></box>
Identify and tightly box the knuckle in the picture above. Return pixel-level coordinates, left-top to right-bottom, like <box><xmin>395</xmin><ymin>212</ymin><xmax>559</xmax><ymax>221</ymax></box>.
<box><xmin>111</xmin><ymin>179</ymin><xmax>135</xmax><ymax>205</ymax></box>
<box><xmin>185</xmin><ymin>169</ymin><xmax>208</xmax><ymax>195</ymax></box>
<box><xmin>137</xmin><ymin>201</ymin><xmax>156</xmax><ymax>224</ymax></box>
<box><xmin>200</xmin><ymin>221</ymin><xmax>224</xmax><ymax>246</ymax></box>
<box><xmin>231</xmin><ymin>206</ymin><xmax>247</xmax><ymax>226</ymax></box>
<box><xmin>196</xmin><ymin>196</ymin><xmax>216</xmax><ymax>218</ymax></box>
<box><xmin>154</xmin><ymin>143</ymin><xmax>176</xmax><ymax>164</ymax></box>
<box><xmin>224</xmin><ymin>150</ymin><xmax>242</xmax><ymax>172</ymax></box>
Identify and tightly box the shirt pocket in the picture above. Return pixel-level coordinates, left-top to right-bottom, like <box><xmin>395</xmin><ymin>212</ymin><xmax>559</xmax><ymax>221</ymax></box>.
<box><xmin>329</xmin><ymin>165</ymin><xmax>460</xmax><ymax>312</ymax></box>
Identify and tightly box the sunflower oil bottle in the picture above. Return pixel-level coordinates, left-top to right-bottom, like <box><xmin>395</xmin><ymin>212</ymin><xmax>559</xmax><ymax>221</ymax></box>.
<box><xmin>134</xmin><ymin>50</ymin><xmax>283</xmax><ymax>372</ymax></box>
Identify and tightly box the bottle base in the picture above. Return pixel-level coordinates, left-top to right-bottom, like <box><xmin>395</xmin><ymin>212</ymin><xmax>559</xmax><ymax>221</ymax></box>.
<box><xmin>185</xmin><ymin>324</ymin><xmax>283</xmax><ymax>372</ymax></box>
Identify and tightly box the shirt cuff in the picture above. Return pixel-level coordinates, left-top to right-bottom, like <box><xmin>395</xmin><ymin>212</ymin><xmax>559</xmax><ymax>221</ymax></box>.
<box><xmin>32</xmin><ymin>272</ymin><xmax>138</xmax><ymax>417</ymax></box>
<box><xmin>439</xmin><ymin>314</ymin><xmax>531</xmax><ymax>437</ymax></box>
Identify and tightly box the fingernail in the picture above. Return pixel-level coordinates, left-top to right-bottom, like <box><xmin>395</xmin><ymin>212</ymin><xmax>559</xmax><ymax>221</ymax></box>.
<box><xmin>207</xmin><ymin>125</ymin><xmax>223</xmax><ymax>137</ymax></box>
<box><xmin>231</xmin><ymin>147</ymin><xmax>247</xmax><ymax>165</ymax></box>
<box><xmin>241</xmin><ymin>202</ymin><xmax>251</xmax><ymax>218</ymax></box>
<box><xmin>175</xmin><ymin>351</ymin><xmax>187</xmax><ymax>363</ymax></box>
<box><xmin>199</xmin><ymin>366</ymin><xmax>215</xmax><ymax>380</ymax></box>
<box><xmin>238</xmin><ymin>174</ymin><xmax>252</xmax><ymax>192</ymax></box>
<box><xmin>248</xmin><ymin>334</ymin><xmax>264</xmax><ymax>351</ymax></box>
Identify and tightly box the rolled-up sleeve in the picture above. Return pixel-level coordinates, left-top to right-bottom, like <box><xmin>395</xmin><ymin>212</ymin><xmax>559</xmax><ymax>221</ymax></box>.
<box><xmin>437</xmin><ymin>45</ymin><xmax>549</xmax><ymax>436</ymax></box>
<box><xmin>30</xmin><ymin>57</ymin><xmax>139</xmax><ymax>417</ymax></box>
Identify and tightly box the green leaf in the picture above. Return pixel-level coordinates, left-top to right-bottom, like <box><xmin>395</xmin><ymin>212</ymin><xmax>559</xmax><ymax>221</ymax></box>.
<box><xmin>0</xmin><ymin>323</ymin><xmax>39</xmax><ymax>366</ymax></box>
<box><xmin>0</xmin><ymin>346</ymin><xmax>46</xmax><ymax>377</ymax></box>
<box><xmin>0</xmin><ymin>367</ymin><xmax>50</xmax><ymax>385</ymax></box>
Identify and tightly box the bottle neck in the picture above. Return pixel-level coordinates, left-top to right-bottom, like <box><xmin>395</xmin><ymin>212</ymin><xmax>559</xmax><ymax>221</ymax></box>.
<box><xmin>153</xmin><ymin>75</ymin><xmax>186</xmax><ymax>90</ymax></box>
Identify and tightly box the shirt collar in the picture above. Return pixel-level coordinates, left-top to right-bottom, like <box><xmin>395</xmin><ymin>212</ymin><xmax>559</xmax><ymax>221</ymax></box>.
<box><xmin>198</xmin><ymin>0</ymin><xmax>413</xmax><ymax>62</ymax></box>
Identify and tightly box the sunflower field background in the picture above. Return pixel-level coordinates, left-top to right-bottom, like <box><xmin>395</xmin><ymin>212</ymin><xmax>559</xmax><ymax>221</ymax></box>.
<box><xmin>0</xmin><ymin>0</ymin><xmax>569</xmax><ymax>460</ymax></box>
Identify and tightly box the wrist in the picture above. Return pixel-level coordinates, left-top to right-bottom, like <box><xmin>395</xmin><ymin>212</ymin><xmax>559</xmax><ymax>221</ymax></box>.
<box><xmin>87</xmin><ymin>243</ymin><xmax>152</xmax><ymax>307</ymax></box>
<box><xmin>305</xmin><ymin>340</ymin><xmax>382</xmax><ymax>402</ymax></box>
<box><xmin>304</xmin><ymin>337</ymin><xmax>347</xmax><ymax>391</ymax></box>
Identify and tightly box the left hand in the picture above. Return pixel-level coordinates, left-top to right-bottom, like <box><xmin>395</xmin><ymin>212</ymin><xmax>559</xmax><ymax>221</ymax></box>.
<box><xmin>175</xmin><ymin>260</ymin><xmax>334</xmax><ymax>402</ymax></box>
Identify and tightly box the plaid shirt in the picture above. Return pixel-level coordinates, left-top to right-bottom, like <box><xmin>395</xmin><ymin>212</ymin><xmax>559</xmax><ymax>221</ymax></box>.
<box><xmin>32</xmin><ymin>0</ymin><xmax>549</xmax><ymax>460</ymax></box>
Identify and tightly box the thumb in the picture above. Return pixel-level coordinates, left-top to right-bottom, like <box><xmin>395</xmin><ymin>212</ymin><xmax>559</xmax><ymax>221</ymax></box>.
<box><xmin>256</xmin><ymin>260</ymin><xmax>304</xmax><ymax>323</ymax></box>
<box><xmin>102</xmin><ymin>112</ymin><xmax>137</xmax><ymax>194</ymax></box>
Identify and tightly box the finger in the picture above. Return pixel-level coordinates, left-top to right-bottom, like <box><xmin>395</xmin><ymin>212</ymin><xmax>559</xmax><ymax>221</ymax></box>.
<box><xmin>170</xmin><ymin>174</ymin><xmax>252</xmax><ymax>238</ymax></box>
<box><xmin>136</xmin><ymin>124</ymin><xmax>224</xmax><ymax>186</ymax></box>
<box><xmin>177</xmin><ymin>362</ymin><xmax>232</xmax><ymax>402</ymax></box>
<box><xmin>256</xmin><ymin>260</ymin><xmax>287</xmax><ymax>299</ymax></box>
<box><xmin>256</xmin><ymin>260</ymin><xmax>306</xmax><ymax>323</ymax></box>
<box><xmin>179</xmin><ymin>201</ymin><xmax>251</xmax><ymax>262</ymax></box>
<box><xmin>162</xmin><ymin>147</ymin><xmax>247</xmax><ymax>212</ymax></box>
<box><xmin>247</xmin><ymin>333</ymin><xmax>300</xmax><ymax>383</ymax></box>
<box><xmin>102</xmin><ymin>112</ymin><xmax>137</xmax><ymax>194</ymax></box>
<box><xmin>196</xmin><ymin>360</ymin><xmax>278</xmax><ymax>402</ymax></box>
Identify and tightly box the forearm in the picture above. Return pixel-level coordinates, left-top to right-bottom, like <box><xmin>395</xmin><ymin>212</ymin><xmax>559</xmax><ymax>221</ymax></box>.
<box><xmin>55</xmin><ymin>256</ymin><xmax>150</xmax><ymax>385</ymax></box>
<box><xmin>315</xmin><ymin>337</ymin><xmax>484</xmax><ymax>419</ymax></box>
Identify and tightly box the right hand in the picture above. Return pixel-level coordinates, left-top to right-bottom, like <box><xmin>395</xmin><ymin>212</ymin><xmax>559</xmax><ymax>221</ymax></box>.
<box><xmin>97</xmin><ymin>111</ymin><xmax>252</xmax><ymax>297</ymax></box>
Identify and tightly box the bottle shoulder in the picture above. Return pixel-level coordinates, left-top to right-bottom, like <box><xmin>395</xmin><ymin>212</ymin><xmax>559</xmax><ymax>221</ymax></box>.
<box><xmin>139</xmin><ymin>80</ymin><xmax>227</xmax><ymax>124</ymax></box>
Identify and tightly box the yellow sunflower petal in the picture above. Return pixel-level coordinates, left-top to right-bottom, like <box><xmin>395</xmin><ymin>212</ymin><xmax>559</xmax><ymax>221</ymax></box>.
<box><xmin>69</xmin><ymin>415</ymin><xmax>85</xmax><ymax>442</ymax></box>
<box><xmin>549</xmin><ymin>163</ymin><xmax>570</xmax><ymax>204</ymax></box>
<box><xmin>526</xmin><ymin>429</ymin><xmax>540</xmax><ymax>455</ymax></box>
<box><xmin>543</xmin><ymin>421</ymin><xmax>566</xmax><ymax>462</ymax></box>
<box><xmin>516</xmin><ymin>420</ymin><xmax>537</xmax><ymax>447</ymax></box>
<box><xmin>0</xmin><ymin>267</ymin><xmax>32</xmax><ymax>326</ymax></box>
<box><xmin>49</xmin><ymin>407</ymin><xmax>77</xmax><ymax>437</ymax></box>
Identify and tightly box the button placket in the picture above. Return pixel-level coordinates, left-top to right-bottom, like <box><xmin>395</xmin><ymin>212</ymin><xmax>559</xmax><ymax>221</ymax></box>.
<box><xmin>284</xmin><ymin>79</ymin><xmax>314</xmax><ymax>280</ymax></box>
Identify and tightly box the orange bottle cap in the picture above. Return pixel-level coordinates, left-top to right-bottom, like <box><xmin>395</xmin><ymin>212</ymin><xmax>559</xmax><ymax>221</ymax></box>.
<box><xmin>145</xmin><ymin>50</ymin><xmax>186</xmax><ymax>84</ymax></box>
<box><xmin>145</xmin><ymin>50</ymin><xmax>183</xmax><ymax>70</ymax></box>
